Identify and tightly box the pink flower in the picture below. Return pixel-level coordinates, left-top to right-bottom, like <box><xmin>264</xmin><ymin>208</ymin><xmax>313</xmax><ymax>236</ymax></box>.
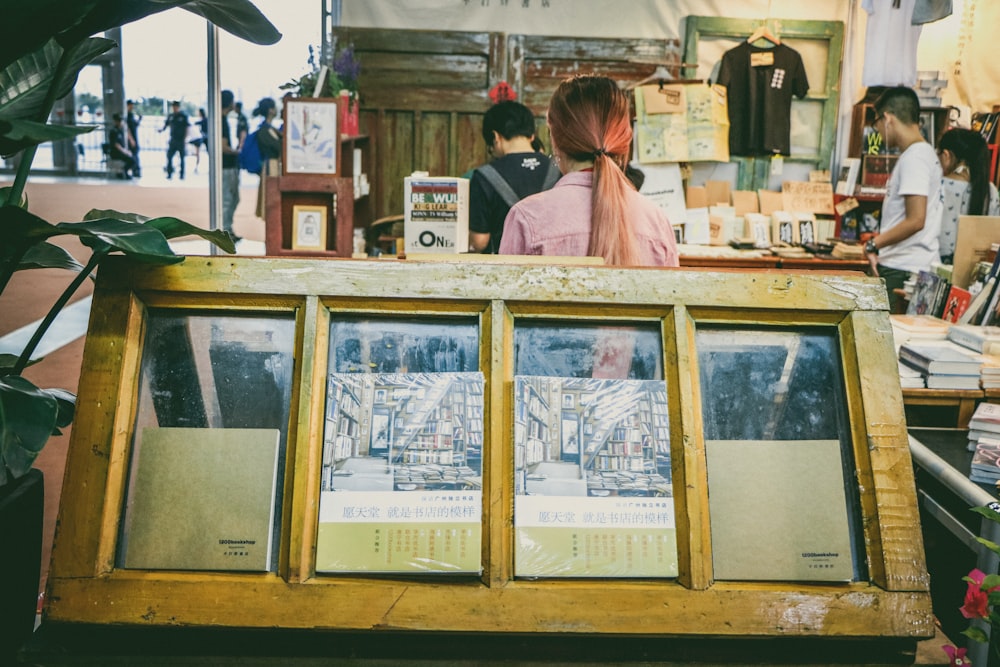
<box><xmin>941</xmin><ymin>644</ymin><xmax>971</xmax><ymax>666</ymax></box>
<box><xmin>960</xmin><ymin>568</ymin><xmax>1000</xmax><ymax>620</ymax></box>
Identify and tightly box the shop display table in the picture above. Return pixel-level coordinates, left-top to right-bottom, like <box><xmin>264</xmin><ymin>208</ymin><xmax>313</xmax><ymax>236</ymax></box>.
<box><xmin>902</xmin><ymin>388</ymin><xmax>984</xmax><ymax>429</ymax></box>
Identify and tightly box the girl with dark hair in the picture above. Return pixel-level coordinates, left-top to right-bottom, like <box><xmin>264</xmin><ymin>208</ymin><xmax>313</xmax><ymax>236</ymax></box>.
<box><xmin>937</xmin><ymin>127</ymin><xmax>999</xmax><ymax>264</ymax></box>
<box><xmin>498</xmin><ymin>75</ymin><xmax>677</xmax><ymax>267</ymax></box>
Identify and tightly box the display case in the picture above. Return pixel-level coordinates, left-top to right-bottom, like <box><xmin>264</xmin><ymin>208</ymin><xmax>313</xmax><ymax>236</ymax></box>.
<box><xmin>46</xmin><ymin>257</ymin><xmax>931</xmax><ymax>658</ymax></box>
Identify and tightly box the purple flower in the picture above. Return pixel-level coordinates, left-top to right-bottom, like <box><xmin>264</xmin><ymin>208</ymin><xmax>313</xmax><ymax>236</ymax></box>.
<box><xmin>333</xmin><ymin>45</ymin><xmax>361</xmax><ymax>90</ymax></box>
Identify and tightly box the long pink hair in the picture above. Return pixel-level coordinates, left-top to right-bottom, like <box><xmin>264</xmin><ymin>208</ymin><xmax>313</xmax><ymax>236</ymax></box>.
<box><xmin>547</xmin><ymin>75</ymin><xmax>639</xmax><ymax>266</ymax></box>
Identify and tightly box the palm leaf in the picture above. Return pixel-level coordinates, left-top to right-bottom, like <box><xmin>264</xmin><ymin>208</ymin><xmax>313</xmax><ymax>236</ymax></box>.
<box><xmin>56</xmin><ymin>219</ymin><xmax>184</xmax><ymax>264</ymax></box>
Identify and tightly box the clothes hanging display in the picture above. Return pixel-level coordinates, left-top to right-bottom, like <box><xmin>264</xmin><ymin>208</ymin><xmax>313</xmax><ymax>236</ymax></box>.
<box><xmin>862</xmin><ymin>0</ymin><xmax>922</xmax><ymax>87</ymax></box>
<box><xmin>716</xmin><ymin>42</ymin><xmax>809</xmax><ymax>157</ymax></box>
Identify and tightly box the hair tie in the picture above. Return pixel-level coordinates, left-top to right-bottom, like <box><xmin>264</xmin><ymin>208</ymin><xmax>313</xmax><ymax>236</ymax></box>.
<box><xmin>593</xmin><ymin>147</ymin><xmax>608</xmax><ymax>158</ymax></box>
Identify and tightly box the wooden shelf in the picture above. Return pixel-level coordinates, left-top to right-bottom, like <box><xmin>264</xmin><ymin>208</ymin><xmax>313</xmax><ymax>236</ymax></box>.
<box><xmin>264</xmin><ymin>136</ymin><xmax>371</xmax><ymax>257</ymax></box>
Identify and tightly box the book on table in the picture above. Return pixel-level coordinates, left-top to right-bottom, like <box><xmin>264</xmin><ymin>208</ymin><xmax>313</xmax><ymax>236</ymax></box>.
<box><xmin>924</xmin><ymin>373</ymin><xmax>981</xmax><ymax>390</ymax></box>
<box><xmin>970</xmin><ymin>435</ymin><xmax>1000</xmax><ymax>484</ymax></box>
<box><xmin>947</xmin><ymin>324</ymin><xmax>1000</xmax><ymax>353</ymax></box>
<box><xmin>897</xmin><ymin>360</ymin><xmax>925</xmax><ymax>389</ymax></box>
<box><xmin>941</xmin><ymin>286</ymin><xmax>972</xmax><ymax>323</ymax></box>
<box><xmin>898</xmin><ymin>342</ymin><xmax>983</xmax><ymax>375</ymax></box>
<box><xmin>969</xmin><ymin>402</ymin><xmax>1000</xmax><ymax>434</ymax></box>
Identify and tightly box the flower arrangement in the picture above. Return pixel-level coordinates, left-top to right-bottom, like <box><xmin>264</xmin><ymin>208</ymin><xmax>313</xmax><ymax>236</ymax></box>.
<box><xmin>948</xmin><ymin>501</ymin><xmax>1000</xmax><ymax>665</ymax></box>
<box><xmin>281</xmin><ymin>44</ymin><xmax>360</xmax><ymax>100</ymax></box>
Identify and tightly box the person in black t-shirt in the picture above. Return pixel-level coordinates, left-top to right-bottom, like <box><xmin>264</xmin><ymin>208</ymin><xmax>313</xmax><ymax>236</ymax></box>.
<box><xmin>469</xmin><ymin>101</ymin><xmax>560</xmax><ymax>254</ymax></box>
<box><xmin>159</xmin><ymin>100</ymin><xmax>189</xmax><ymax>179</ymax></box>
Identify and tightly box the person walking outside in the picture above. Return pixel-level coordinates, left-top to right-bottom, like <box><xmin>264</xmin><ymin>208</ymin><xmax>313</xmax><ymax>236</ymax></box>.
<box><xmin>125</xmin><ymin>99</ymin><xmax>142</xmax><ymax>177</ymax></box>
<box><xmin>160</xmin><ymin>100</ymin><xmax>189</xmax><ymax>179</ymax></box>
<box><xmin>221</xmin><ymin>90</ymin><xmax>241</xmax><ymax>241</ymax></box>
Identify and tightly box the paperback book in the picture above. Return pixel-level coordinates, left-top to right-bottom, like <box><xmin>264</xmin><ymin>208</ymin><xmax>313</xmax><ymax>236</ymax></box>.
<box><xmin>121</xmin><ymin>427</ymin><xmax>281</xmax><ymax>571</ymax></box>
<box><xmin>970</xmin><ymin>435</ymin><xmax>1000</xmax><ymax>485</ymax></box>
<box><xmin>947</xmin><ymin>324</ymin><xmax>1000</xmax><ymax>354</ymax></box>
<box><xmin>513</xmin><ymin>376</ymin><xmax>676</xmax><ymax>578</ymax></box>
<box><xmin>706</xmin><ymin>439</ymin><xmax>855</xmax><ymax>581</ymax></box>
<box><xmin>316</xmin><ymin>372</ymin><xmax>485</xmax><ymax>574</ymax></box>
<box><xmin>898</xmin><ymin>343</ymin><xmax>982</xmax><ymax>375</ymax></box>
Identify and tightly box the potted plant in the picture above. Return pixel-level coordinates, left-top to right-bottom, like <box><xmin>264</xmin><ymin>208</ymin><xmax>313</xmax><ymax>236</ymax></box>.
<box><xmin>280</xmin><ymin>43</ymin><xmax>361</xmax><ymax>136</ymax></box>
<box><xmin>0</xmin><ymin>1</ymin><xmax>280</xmax><ymax>661</ymax></box>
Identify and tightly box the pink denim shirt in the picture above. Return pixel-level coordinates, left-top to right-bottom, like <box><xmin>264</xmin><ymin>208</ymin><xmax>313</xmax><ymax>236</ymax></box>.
<box><xmin>497</xmin><ymin>171</ymin><xmax>679</xmax><ymax>267</ymax></box>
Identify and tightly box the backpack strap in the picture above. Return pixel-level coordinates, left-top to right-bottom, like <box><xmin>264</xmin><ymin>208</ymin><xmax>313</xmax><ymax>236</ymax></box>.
<box><xmin>475</xmin><ymin>164</ymin><xmax>520</xmax><ymax>208</ymax></box>
<box><xmin>542</xmin><ymin>158</ymin><xmax>561</xmax><ymax>189</ymax></box>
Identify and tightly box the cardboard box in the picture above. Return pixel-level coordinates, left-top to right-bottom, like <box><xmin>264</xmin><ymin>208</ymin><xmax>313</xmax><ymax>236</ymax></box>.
<box><xmin>403</xmin><ymin>173</ymin><xmax>470</xmax><ymax>254</ymax></box>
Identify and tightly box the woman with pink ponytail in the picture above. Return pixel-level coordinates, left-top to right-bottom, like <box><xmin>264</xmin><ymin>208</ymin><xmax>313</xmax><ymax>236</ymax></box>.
<box><xmin>498</xmin><ymin>75</ymin><xmax>678</xmax><ymax>267</ymax></box>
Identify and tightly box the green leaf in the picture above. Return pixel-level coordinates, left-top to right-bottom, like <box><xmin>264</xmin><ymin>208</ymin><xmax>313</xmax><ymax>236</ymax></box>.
<box><xmin>181</xmin><ymin>0</ymin><xmax>281</xmax><ymax>46</ymax></box>
<box><xmin>0</xmin><ymin>186</ymin><xmax>27</xmax><ymax>208</ymax></box>
<box><xmin>0</xmin><ymin>375</ymin><xmax>59</xmax><ymax>479</ymax></box>
<box><xmin>985</xmin><ymin>574</ymin><xmax>1000</xmax><ymax>590</ymax></box>
<box><xmin>83</xmin><ymin>209</ymin><xmax>237</xmax><ymax>254</ymax></box>
<box><xmin>975</xmin><ymin>536</ymin><xmax>1000</xmax><ymax>558</ymax></box>
<box><xmin>145</xmin><ymin>216</ymin><xmax>237</xmax><ymax>253</ymax></box>
<box><xmin>55</xmin><ymin>218</ymin><xmax>184</xmax><ymax>264</ymax></box>
<box><xmin>972</xmin><ymin>504</ymin><xmax>1000</xmax><ymax>524</ymax></box>
<box><xmin>0</xmin><ymin>37</ymin><xmax>114</xmax><ymax>124</ymax></box>
<box><xmin>963</xmin><ymin>626</ymin><xmax>990</xmax><ymax>643</ymax></box>
<box><xmin>0</xmin><ymin>119</ymin><xmax>96</xmax><ymax>157</ymax></box>
<box><xmin>18</xmin><ymin>241</ymin><xmax>85</xmax><ymax>272</ymax></box>
<box><xmin>47</xmin><ymin>388</ymin><xmax>76</xmax><ymax>429</ymax></box>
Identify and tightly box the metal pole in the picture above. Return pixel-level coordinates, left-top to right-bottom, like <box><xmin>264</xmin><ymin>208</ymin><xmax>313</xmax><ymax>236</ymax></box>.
<box><xmin>207</xmin><ymin>21</ymin><xmax>222</xmax><ymax>256</ymax></box>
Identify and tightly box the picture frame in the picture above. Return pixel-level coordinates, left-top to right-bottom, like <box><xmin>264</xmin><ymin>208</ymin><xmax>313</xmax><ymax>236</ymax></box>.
<box><xmin>919</xmin><ymin>110</ymin><xmax>936</xmax><ymax>147</ymax></box>
<box><xmin>283</xmin><ymin>97</ymin><xmax>339</xmax><ymax>176</ymax></box>
<box><xmin>835</xmin><ymin>157</ymin><xmax>861</xmax><ymax>196</ymax></box>
<box><xmin>291</xmin><ymin>204</ymin><xmax>328</xmax><ymax>250</ymax></box>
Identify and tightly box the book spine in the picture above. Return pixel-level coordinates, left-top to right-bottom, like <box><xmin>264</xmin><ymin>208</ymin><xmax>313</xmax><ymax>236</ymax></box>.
<box><xmin>897</xmin><ymin>347</ymin><xmax>932</xmax><ymax>371</ymax></box>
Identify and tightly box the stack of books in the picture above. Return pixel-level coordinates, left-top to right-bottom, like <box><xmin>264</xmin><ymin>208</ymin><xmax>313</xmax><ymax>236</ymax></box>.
<box><xmin>946</xmin><ymin>324</ymin><xmax>1000</xmax><ymax>389</ymax></box>
<box><xmin>898</xmin><ymin>341</ymin><xmax>983</xmax><ymax>390</ymax></box>
<box><xmin>969</xmin><ymin>403</ymin><xmax>1000</xmax><ymax>485</ymax></box>
<box><xmin>890</xmin><ymin>314</ymin><xmax>950</xmax><ymax>351</ymax></box>
<box><xmin>969</xmin><ymin>402</ymin><xmax>1000</xmax><ymax>450</ymax></box>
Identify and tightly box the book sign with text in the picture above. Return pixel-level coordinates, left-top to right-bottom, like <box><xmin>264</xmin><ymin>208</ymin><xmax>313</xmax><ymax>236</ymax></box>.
<box><xmin>513</xmin><ymin>376</ymin><xmax>677</xmax><ymax>578</ymax></box>
<box><xmin>403</xmin><ymin>173</ymin><xmax>470</xmax><ymax>254</ymax></box>
<box><xmin>316</xmin><ymin>372</ymin><xmax>484</xmax><ymax>573</ymax></box>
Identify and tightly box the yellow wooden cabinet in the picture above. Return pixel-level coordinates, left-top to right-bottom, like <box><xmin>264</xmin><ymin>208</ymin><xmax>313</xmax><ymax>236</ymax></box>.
<box><xmin>46</xmin><ymin>257</ymin><xmax>930</xmax><ymax>650</ymax></box>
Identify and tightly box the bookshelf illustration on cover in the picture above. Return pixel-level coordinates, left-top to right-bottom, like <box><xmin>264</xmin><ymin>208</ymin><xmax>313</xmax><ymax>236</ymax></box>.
<box><xmin>317</xmin><ymin>372</ymin><xmax>485</xmax><ymax>574</ymax></box>
<box><xmin>513</xmin><ymin>376</ymin><xmax>677</xmax><ymax>578</ymax></box>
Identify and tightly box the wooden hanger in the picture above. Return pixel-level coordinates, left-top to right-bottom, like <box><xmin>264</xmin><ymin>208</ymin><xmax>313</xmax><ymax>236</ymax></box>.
<box><xmin>747</xmin><ymin>24</ymin><xmax>780</xmax><ymax>46</ymax></box>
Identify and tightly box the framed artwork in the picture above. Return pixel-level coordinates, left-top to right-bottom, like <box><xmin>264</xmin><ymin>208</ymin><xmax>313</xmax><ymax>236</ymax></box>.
<box><xmin>284</xmin><ymin>97</ymin><xmax>338</xmax><ymax>175</ymax></box>
<box><xmin>291</xmin><ymin>205</ymin><xmax>327</xmax><ymax>250</ymax></box>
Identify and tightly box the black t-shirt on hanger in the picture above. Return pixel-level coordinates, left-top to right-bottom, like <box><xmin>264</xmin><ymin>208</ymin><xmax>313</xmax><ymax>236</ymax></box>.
<box><xmin>717</xmin><ymin>42</ymin><xmax>809</xmax><ymax>157</ymax></box>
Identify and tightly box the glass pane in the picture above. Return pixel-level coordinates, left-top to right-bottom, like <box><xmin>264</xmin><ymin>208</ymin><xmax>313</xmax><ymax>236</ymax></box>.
<box><xmin>318</xmin><ymin>316</ymin><xmax>483</xmax><ymax>574</ymax></box>
<box><xmin>697</xmin><ymin>327</ymin><xmax>866</xmax><ymax>583</ymax></box>
<box><xmin>330</xmin><ymin>317</ymin><xmax>479</xmax><ymax>373</ymax></box>
<box><xmin>515</xmin><ymin>321</ymin><xmax>663</xmax><ymax>380</ymax></box>
<box><xmin>513</xmin><ymin>321</ymin><xmax>676</xmax><ymax>579</ymax></box>
<box><xmin>119</xmin><ymin>310</ymin><xmax>296</xmax><ymax>573</ymax></box>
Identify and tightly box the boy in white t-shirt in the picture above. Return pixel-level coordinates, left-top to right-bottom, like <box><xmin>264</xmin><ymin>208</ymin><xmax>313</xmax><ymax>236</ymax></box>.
<box><xmin>863</xmin><ymin>86</ymin><xmax>943</xmax><ymax>312</ymax></box>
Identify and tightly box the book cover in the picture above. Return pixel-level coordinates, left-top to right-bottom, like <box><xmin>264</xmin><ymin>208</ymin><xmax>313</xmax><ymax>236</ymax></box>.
<box><xmin>907</xmin><ymin>271</ymin><xmax>947</xmax><ymax>317</ymax></box>
<box><xmin>122</xmin><ymin>427</ymin><xmax>281</xmax><ymax>571</ymax></box>
<box><xmin>898</xmin><ymin>343</ymin><xmax>982</xmax><ymax>374</ymax></box>
<box><xmin>316</xmin><ymin>372</ymin><xmax>485</xmax><ymax>574</ymax></box>
<box><xmin>941</xmin><ymin>286</ymin><xmax>972</xmax><ymax>323</ymax></box>
<box><xmin>403</xmin><ymin>174</ymin><xmax>470</xmax><ymax>254</ymax></box>
<box><xmin>835</xmin><ymin>158</ymin><xmax>861</xmax><ymax>197</ymax></box>
<box><xmin>970</xmin><ymin>402</ymin><xmax>1000</xmax><ymax>430</ymax></box>
<box><xmin>706</xmin><ymin>439</ymin><xmax>855</xmax><ymax>581</ymax></box>
<box><xmin>513</xmin><ymin>376</ymin><xmax>676</xmax><ymax>578</ymax></box>
<box><xmin>947</xmin><ymin>324</ymin><xmax>1000</xmax><ymax>352</ymax></box>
